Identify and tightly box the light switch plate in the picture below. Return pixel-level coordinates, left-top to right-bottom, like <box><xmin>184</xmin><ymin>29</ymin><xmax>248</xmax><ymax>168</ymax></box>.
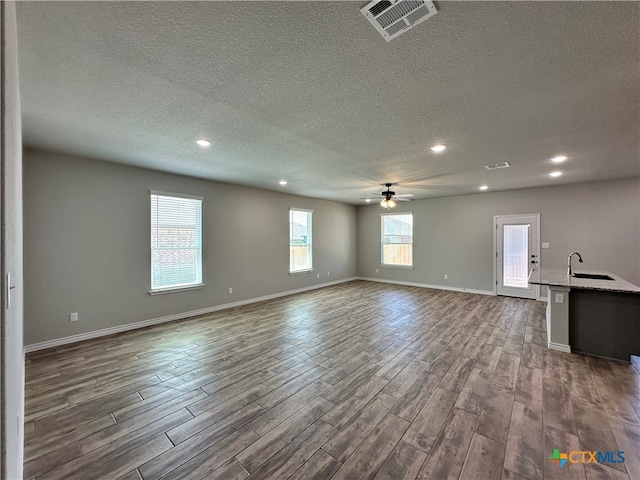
<box><xmin>555</xmin><ymin>293</ymin><xmax>564</xmax><ymax>304</ymax></box>
<box><xmin>542</xmin><ymin>242</ymin><xmax>550</xmax><ymax>249</ymax></box>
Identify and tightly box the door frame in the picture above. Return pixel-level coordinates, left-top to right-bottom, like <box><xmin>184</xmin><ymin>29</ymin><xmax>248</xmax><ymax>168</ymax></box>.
<box><xmin>1</xmin><ymin>3</ymin><xmax>26</xmax><ymax>478</ymax></box>
<box><xmin>493</xmin><ymin>214</ymin><xmax>540</xmax><ymax>300</ymax></box>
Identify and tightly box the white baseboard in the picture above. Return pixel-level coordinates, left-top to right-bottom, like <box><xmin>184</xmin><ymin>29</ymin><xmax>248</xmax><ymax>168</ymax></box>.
<box><xmin>357</xmin><ymin>277</ymin><xmax>495</xmax><ymax>296</ymax></box>
<box><xmin>548</xmin><ymin>341</ymin><xmax>571</xmax><ymax>353</ymax></box>
<box><xmin>25</xmin><ymin>277</ymin><xmax>358</xmax><ymax>353</ymax></box>
<box><xmin>18</xmin><ymin>347</ymin><xmax>25</xmax><ymax>480</ymax></box>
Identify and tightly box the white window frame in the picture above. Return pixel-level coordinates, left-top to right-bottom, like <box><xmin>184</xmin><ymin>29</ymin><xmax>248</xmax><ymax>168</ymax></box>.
<box><xmin>150</xmin><ymin>191</ymin><xmax>204</xmax><ymax>294</ymax></box>
<box><xmin>289</xmin><ymin>208</ymin><xmax>313</xmax><ymax>274</ymax></box>
<box><xmin>381</xmin><ymin>212</ymin><xmax>414</xmax><ymax>269</ymax></box>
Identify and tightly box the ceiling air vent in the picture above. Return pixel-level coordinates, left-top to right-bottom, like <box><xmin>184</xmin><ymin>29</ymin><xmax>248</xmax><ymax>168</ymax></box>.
<box><xmin>485</xmin><ymin>162</ymin><xmax>511</xmax><ymax>170</ymax></box>
<box><xmin>361</xmin><ymin>0</ymin><xmax>438</xmax><ymax>42</ymax></box>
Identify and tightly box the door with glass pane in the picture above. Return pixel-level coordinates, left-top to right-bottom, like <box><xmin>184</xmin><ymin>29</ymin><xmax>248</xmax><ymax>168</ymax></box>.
<box><xmin>495</xmin><ymin>214</ymin><xmax>539</xmax><ymax>299</ymax></box>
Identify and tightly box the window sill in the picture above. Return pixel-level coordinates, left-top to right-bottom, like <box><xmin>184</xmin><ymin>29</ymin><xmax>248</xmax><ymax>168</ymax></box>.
<box><xmin>289</xmin><ymin>269</ymin><xmax>313</xmax><ymax>276</ymax></box>
<box><xmin>149</xmin><ymin>284</ymin><xmax>205</xmax><ymax>296</ymax></box>
<box><xmin>380</xmin><ymin>264</ymin><xmax>414</xmax><ymax>270</ymax></box>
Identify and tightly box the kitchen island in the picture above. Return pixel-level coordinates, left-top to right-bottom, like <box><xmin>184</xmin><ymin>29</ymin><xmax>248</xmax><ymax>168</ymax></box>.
<box><xmin>528</xmin><ymin>267</ymin><xmax>640</xmax><ymax>360</ymax></box>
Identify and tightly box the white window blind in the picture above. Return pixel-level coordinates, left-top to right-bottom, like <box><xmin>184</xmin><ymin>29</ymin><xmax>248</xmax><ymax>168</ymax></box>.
<box><xmin>381</xmin><ymin>213</ymin><xmax>413</xmax><ymax>267</ymax></box>
<box><xmin>151</xmin><ymin>192</ymin><xmax>203</xmax><ymax>291</ymax></box>
<box><xmin>289</xmin><ymin>209</ymin><xmax>312</xmax><ymax>273</ymax></box>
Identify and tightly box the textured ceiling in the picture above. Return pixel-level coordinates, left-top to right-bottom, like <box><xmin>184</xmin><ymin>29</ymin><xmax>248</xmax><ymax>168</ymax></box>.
<box><xmin>15</xmin><ymin>1</ymin><xmax>640</xmax><ymax>204</ymax></box>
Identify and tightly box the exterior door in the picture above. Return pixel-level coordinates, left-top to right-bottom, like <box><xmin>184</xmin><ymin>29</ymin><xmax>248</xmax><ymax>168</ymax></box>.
<box><xmin>495</xmin><ymin>214</ymin><xmax>540</xmax><ymax>299</ymax></box>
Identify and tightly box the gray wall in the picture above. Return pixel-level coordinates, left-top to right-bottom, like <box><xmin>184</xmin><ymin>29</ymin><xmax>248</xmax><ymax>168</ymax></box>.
<box><xmin>23</xmin><ymin>149</ymin><xmax>357</xmax><ymax>346</ymax></box>
<box><xmin>21</xmin><ymin>148</ymin><xmax>640</xmax><ymax>344</ymax></box>
<box><xmin>1</xmin><ymin>1</ymin><xmax>25</xmax><ymax>478</ymax></box>
<box><xmin>358</xmin><ymin>178</ymin><xmax>640</xmax><ymax>293</ymax></box>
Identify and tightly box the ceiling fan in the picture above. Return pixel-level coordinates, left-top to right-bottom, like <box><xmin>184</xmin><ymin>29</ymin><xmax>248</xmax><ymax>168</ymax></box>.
<box><xmin>362</xmin><ymin>183</ymin><xmax>414</xmax><ymax>208</ymax></box>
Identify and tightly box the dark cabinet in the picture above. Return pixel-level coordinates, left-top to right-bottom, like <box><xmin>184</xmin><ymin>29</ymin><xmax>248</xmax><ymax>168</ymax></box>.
<box><xmin>569</xmin><ymin>289</ymin><xmax>640</xmax><ymax>361</ymax></box>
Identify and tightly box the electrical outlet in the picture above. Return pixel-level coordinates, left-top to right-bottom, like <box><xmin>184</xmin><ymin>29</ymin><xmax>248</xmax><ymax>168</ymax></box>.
<box><xmin>376</xmin><ymin>268</ymin><xmax>379</xmax><ymax>273</ymax></box>
<box><xmin>444</xmin><ymin>274</ymin><xmax>448</xmax><ymax>280</ymax></box>
<box><xmin>228</xmin><ymin>287</ymin><xmax>233</xmax><ymax>294</ymax></box>
<box><xmin>555</xmin><ymin>293</ymin><xmax>564</xmax><ymax>304</ymax></box>
<box><xmin>70</xmin><ymin>312</ymin><xmax>78</xmax><ymax>322</ymax></box>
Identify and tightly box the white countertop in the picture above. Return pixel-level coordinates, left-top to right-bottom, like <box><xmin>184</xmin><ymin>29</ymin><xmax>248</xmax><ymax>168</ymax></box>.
<box><xmin>528</xmin><ymin>267</ymin><xmax>640</xmax><ymax>293</ymax></box>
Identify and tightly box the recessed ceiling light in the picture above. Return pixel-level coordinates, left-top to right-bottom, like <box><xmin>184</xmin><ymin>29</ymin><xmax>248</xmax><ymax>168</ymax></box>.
<box><xmin>279</xmin><ymin>180</ymin><xmax>288</xmax><ymax>185</ymax></box>
<box><xmin>551</xmin><ymin>155</ymin><xmax>567</xmax><ymax>163</ymax></box>
<box><xmin>479</xmin><ymin>185</ymin><xmax>488</xmax><ymax>190</ymax></box>
<box><xmin>365</xmin><ymin>199</ymin><xmax>371</xmax><ymax>203</ymax></box>
<box><xmin>550</xmin><ymin>171</ymin><xmax>562</xmax><ymax>177</ymax></box>
<box><xmin>431</xmin><ymin>144</ymin><xmax>447</xmax><ymax>153</ymax></box>
<box><xmin>195</xmin><ymin>138</ymin><xmax>211</xmax><ymax>147</ymax></box>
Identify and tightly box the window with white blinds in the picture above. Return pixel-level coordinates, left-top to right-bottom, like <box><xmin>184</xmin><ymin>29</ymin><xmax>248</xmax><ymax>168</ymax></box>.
<box><xmin>150</xmin><ymin>192</ymin><xmax>203</xmax><ymax>292</ymax></box>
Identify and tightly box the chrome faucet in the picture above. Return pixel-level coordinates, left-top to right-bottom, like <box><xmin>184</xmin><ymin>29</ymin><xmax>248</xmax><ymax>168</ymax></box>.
<box><xmin>568</xmin><ymin>252</ymin><xmax>583</xmax><ymax>276</ymax></box>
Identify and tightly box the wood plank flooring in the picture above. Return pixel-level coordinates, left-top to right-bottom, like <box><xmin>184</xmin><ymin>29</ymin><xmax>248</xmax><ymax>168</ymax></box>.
<box><xmin>24</xmin><ymin>281</ymin><xmax>640</xmax><ymax>479</ymax></box>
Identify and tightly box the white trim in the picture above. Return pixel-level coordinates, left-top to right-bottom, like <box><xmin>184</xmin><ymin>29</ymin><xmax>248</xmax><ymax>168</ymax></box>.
<box><xmin>358</xmin><ymin>277</ymin><xmax>494</xmax><ymax>296</ymax></box>
<box><xmin>25</xmin><ymin>277</ymin><xmax>357</xmax><ymax>353</ymax></box>
<box><xmin>380</xmin><ymin>211</ymin><xmax>414</xmax><ymax>217</ymax></box>
<box><xmin>18</xmin><ymin>347</ymin><xmax>25</xmax><ymax>480</ymax></box>
<box><xmin>150</xmin><ymin>190</ymin><xmax>203</xmax><ymax>201</ymax></box>
<box><xmin>289</xmin><ymin>269</ymin><xmax>313</xmax><ymax>276</ymax></box>
<box><xmin>289</xmin><ymin>207</ymin><xmax>313</xmax><ymax>213</ymax></box>
<box><xmin>548</xmin><ymin>341</ymin><xmax>571</xmax><ymax>353</ymax></box>
<box><xmin>149</xmin><ymin>284</ymin><xmax>205</xmax><ymax>295</ymax></box>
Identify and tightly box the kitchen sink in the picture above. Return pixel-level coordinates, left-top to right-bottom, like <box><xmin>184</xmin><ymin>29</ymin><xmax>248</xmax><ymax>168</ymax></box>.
<box><xmin>572</xmin><ymin>273</ymin><xmax>614</xmax><ymax>281</ymax></box>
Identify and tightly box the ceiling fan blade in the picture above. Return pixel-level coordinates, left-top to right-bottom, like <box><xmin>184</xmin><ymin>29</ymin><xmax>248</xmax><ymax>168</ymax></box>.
<box><xmin>394</xmin><ymin>193</ymin><xmax>414</xmax><ymax>198</ymax></box>
<box><xmin>394</xmin><ymin>197</ymin><xmax>413</xmax><ymax>202</ymax></box>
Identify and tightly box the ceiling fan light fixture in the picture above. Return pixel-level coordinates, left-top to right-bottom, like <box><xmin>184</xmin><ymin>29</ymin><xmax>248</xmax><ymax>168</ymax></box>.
<box><xmin>380</xmin><ymin>198</ymin><xmax>396</xmax><ymax>208</ymax></box>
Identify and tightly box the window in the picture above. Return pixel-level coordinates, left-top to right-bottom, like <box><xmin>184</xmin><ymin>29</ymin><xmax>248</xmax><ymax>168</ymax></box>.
<box><xmin>381</xmin><ymin>213</ymin><xmax>413</xmax><ymax>267</ymax></box>
<box><xmin>150</xmin><ymin>192</ymin><xmax>203</xmax><ymax>292</ymax></box>
<box><xmin>289</xmin><ymin>209</ymin><xmax>312</xmax><ymax>273</ymax></box>
<box><xmin>502</xmin><ymin>224</ymin><xmax>529</xmax><ymax>288</ymax></box>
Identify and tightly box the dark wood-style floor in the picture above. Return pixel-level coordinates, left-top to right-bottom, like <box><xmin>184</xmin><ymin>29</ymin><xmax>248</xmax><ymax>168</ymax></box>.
<box><xmin>24</xmin><ymin>281</ymin><xmax>640</xmax><ymax>480</ymax></box>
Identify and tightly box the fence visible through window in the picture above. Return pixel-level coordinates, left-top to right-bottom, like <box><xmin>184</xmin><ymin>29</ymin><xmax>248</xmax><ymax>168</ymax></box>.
<box><xmin>381</xmin><ymin>213</ymin><xmax>413</xmax><ymax>267</ymax></box>
<box><xmin>289</xmin><ymin>209</ymin><xmax>312</xmax><ymax>272</ymax></box>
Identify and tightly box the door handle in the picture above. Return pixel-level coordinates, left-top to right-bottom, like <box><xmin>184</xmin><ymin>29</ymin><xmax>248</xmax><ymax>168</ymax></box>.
<box><xmin>6</xmin><ymin>273</ymin><xmax>15</xmax><ymax>310</ymax></box>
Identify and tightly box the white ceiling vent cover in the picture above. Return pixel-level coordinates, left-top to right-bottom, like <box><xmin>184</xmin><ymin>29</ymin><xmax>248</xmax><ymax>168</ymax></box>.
<box><xmin>485</xmin><ymin>162</ymin><xmax>511</xmax><ymax>170</ymax></box>
<box><xmin>361</xmin><ymin>0</ymin><xmax>438</xmax><ymax>42</ymax></box>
